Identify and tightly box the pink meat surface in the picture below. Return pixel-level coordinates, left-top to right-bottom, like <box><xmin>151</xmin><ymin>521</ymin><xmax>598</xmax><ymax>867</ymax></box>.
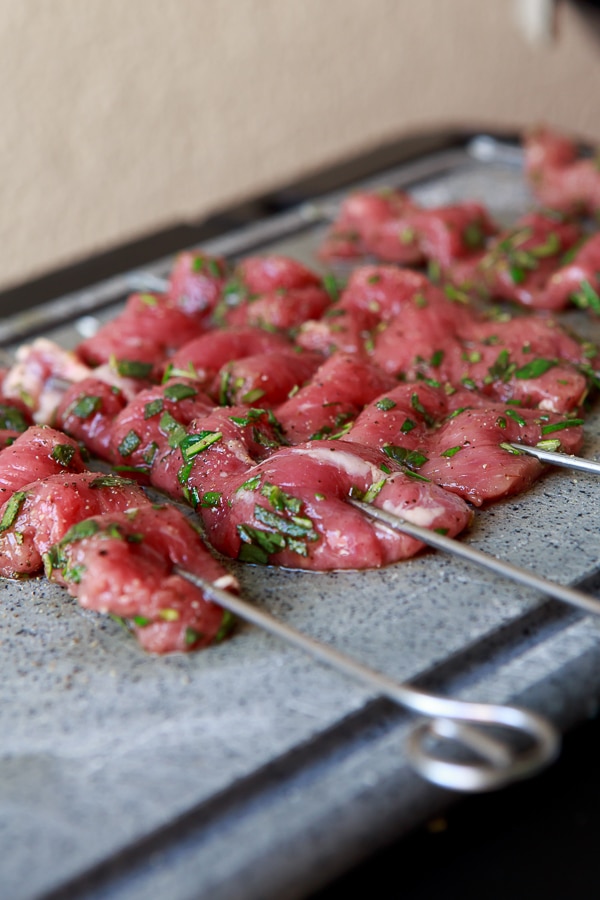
<box><xmin>221</xmin><ymin>255</ymin><xmax>330</xmax><ymax>330</ymax></box>
<box><xmin>0</xmin><ymin>427</ymin><xmax>86</xmax><ymax>505</ymax></box>
<box><xmin>166</xmin><ymin>251</ymin><xmax>226</xmax><ymax>320</ymax></box>
<box><xmin>542</xmin><ymin>233</ymin><xmax>600</xmax><ymax>312</ymax></box>
<box><xmin>276</xmin><ymin>353</ymin><xmax>396</xmax><ymax>443</ymax></box>
<box><xmin>524</xmin><ymin>127</ymin><xmax>600</xmax><ymax>215</ymax></box>
<box><xmin>420</xmin><ymin>406</ymin><xmax>583</xmax><ymax>506</ymax></box>
<box><xmin>446</xmin><ymin>316</ymin><xmax>592</xmax><ymax>411</ymax></box>
<box><xmin>168</xmin><ymin>327</ymin><xmax>290</xmax><ymax>386</ymax></box>
<box><xmin>56</xmin><ymin>378</ymin><xmax>129</xmax><ymax>461</ymax></box>
<box><xmin>153</xmin><ymin>405</ymin><xmax>282</xmax><ymax>502</ymax></box>
<box><xmin>78</xmin><ymin>292</ymin><xmax>205</xmax><ymax>371</ymax></box>
<box><xmin>318</xmin><ymin>192</ymin><xmax>496</xmax><ymax>266</ymax></box>
<box><xmin>47</xmin><ymin>505</ymin><xmax>238</xmax><ymax>654</ymax></box>
<box><xmin>216</xmin><ymin>349</ymin><xmax>322</xmax><ymax>406</ymax></box>
<box><xmin>234</xmin><ymin>255</ymin><xmax>322</xmax><ymax>293</ymax></box>
<box><xmin>110</xmin><ymin>378</ymin><xmax>215</xmax><ymax>478</ymax></box>
<box><xmin>0</xmin><ymin>472</ymin><xmax>148</xmax><ymax>578</ymax></box>
<box><xmin>474</xmin><ymin>211</ymin><xmax>582</xmax><ymax>309</ymax></box>
<box><xmin>2</xmin><ymin>338</ymin><xmax>93</xmax><ymax>424</ymax></box>
<box><xmin>319</xmin><ymin>190</ymin><xmax>424</xmax><ymax>264</ymax></box>
<box><xmin>225</xmin><ymin>285</ymin><xmax>331</xmax><ymax>330</ymax></box>
<box><xmin>410</xmin><ymin>201</ymin><xmax>497</xmax><ymax>267</ymax></box>
<box><xmin>347</xmin><ymin>383</ymin><xmax>583</xmax><ymax>506</ymax></box>
<box><xmin>200</xmin><ymin>440</ymin><xmax>471</xmax><ymax>570</ymax></box>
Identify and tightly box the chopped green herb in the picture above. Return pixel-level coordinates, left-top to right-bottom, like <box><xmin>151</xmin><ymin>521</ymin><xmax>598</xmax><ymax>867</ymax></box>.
<box><xmin>180</xmin><ymin>431</ymin><xmax>222</xmax><ymax>463</ymax></box>
<box><xmin>361</xmin><ymin>478</ymin><xmax>386</xmax><ymax>503</ymax></box>
<box><xmin>201</xmin><ymin>491</ymin><xmax>221</xmax><ymax>508</ymax></box>
<box><xmin>447</xmin><ymin>406</ymin><xmax>469</xmax><ymax>419</ymax></box>
<box><xmin>496</xmin><ymin>416</ymin><xmax>507</xmax><ymax>429</ymax></box>
<box><xmin>382</xmin><ymin>445</ymin><xmax>428</xmax><ymax>469</ymax></box>
<box><xmin>143</xmin><ymin>441</ymin><xmax>159</xmax><ymax>466</ymax></box>
<box><xmin>261</xmin><ymin>482</ymin><xmax>302</xmax><ymax>514</ymax></box>
<box><xmin>463</xmin><ymin>222</ymin><xmax>485</xmax><ymax>249</ymax></box>
<box><xmin>71</xmin><ymin>395</ymin><xmax>101</xmax><ymax>419</ymax></box>
<box><xmin>500</xmin><ymin>442</ymin><xmax>523</xmax><ymax>455</ymax></box>
<box><xmin>487</xmin><ymin>349</ymin><xmax>515</xmax><ymax>382</ymax></box>
<box><xmin>215</xmin><ymin>609</ymin><xmax>235</xmax><ymax>643</ymax></box>
<box><xmin>241</xmin><ymin>388</ymin><xmax>266</xmax><ymax>404</ymax></box>
<box><xmin>238</xmin><ymin>474</ymin><xmax>261</xmax><ymax>492</ymax></box>
<box><xmin>0</xmin><ymin>491</ymin><xmax>27</xmax><ymax>532</ymax></box>
<box><xmin>0</xmin><ymin>405</ymin><xmax>28</xmax><ymax>432</ymax></box>
<box><xmin>237</xmin><ymin>524</ymin><xmax>286</xmax><ymax>563</ymax></box>
<box><xmin>159</xmin><ymin>412</ymin><xmax>187</xmax><ymax>448</ymax></box>
<box><xmin>90</xmin><ymin>475</ymin><xmax>134</xmax><ymax>489</ymax></box>
<box><xmin>375</xmin><ymin>397</ymin><xmax>396</xmax><ymax>411</ymax></box>
<box><xmin>51</xmin><ymin>444</ymin><xmax>76</xmax><ymax>467</ymax></box>
<box><xmin>254</xmin><ymin>505</ymin><xmax>318</xmax><ymax>540</ymax></box>
<box><xmin>138</xmin><ymin>293</ymin><xmax>157</xmax><ymax>306</ymax></box>
<box><xmin>400</xmin><ymin>418</ymin><xmax>417</xmax><ymax>434</ymax></box>
<box><xmin>430</xmin><ymin>349</ymin><xmax>444</xmax><ymax>368</ymax></box>
<box><xmin>444</xmin><ymin>285</ymin><xmax>470</xmax><ymax>304</ymax></box>
<box><xmin>184</xmin><ymin>626</ymin><xmax>203</xmax><ymax>645</ymax></box>
<box><xmin>514</xmin><ymin>358</ymin><xmax>556</xmax><ymax>379</ymax></box>
<box><xmin>323</xmin><ymin>273</ymin><xmax>343</xmax><ymax>301</ymax></box>
<box><xmin>117</xmin><ymin>429</ymin><xmax>141</xmax><ymax>457</ymax></box>
<box><xmin>133</xmin><ymin>615</ymin><xmax>151</xmax><ymax>627</ymax></box>
<box><xmin>536</xmin><ymin>439</ymin><xmax>561</xmax><ymax>451</ymax></box>
<box><xmin>144</xmin><ymin>398</ymin><xmax>164</xmax><ymax>419</ymax></box>
<box><xmin>572</xmin><ymin>279</ymin><xmax>600</xmax><ymax>314</ymax></box>
<box><xmin>505</xmin><ymin>409</ymin><xmax>527</xmax><ymax>427</ymax></box>
<box><xmin>164</xmin><ymin>383</ymin><xmax>198</xmax><ymax>402</ymax></box>
<box><xmin>114</xmin><ymin>359</ymin><xmax>153</xmax><ymax>379</ymax></box>
<box><xmin>541</xmin><ymin>418</ymin><xmax>584</xmax><ymax>435</ymax></box>
<box><xmin>441</xmin><ymin>445</ymin><xmax>462</xmax><ymax>458</ymax></box>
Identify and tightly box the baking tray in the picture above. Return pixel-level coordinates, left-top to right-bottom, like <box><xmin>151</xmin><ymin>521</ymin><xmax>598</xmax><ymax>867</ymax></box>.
<box><xmin>3</xmin><ymin>134</ymin><xmax>600</xmax><ymax>900</ymax></box>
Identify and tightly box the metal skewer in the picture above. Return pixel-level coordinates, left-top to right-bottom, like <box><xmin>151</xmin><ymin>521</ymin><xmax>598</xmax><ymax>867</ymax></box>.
<box><xmin>509</xmin><ymin>442</ymin><xmax>600</xmax><ymax>475</ymax></box>
<box><xmin>177</xmin><ymin>567</ymin><xmax>559</xmax><ymax>793</ymax></box>
<box><xmin>349</xmin><ymin>499</ymin><xmax>600</xmax><ymax>617</ymax></box>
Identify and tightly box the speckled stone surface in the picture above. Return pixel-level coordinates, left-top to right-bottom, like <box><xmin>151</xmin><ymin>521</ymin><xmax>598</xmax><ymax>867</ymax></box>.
<box><xmin>3</xmin><ymin>140</ymin><xmax>600</xmax><ymax>899</ymax></box>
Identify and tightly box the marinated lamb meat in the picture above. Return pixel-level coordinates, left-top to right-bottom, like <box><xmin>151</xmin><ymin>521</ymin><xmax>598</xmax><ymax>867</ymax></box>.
<box><xmin>471</xmin><ymin>211</ymin><xmax>582</xmax><ymax>309</ymax></box>
<box><xmin>220</xmin><ymin>255</ymin><xmax>331</xmax><ymax>329</ymax></box>
<box><xmin>419</xmin><ymin>405</ymin><xmax>583</xmax><ymax>506</ymax></box>
<box><xmin>347</xmin><ymin>383</ymin><xmax>583</xmax><ymax>506</ymax></box>
<box><xmin>276</xmin><ymin>353</ymin><xmax>396</xmax><ymax>443</ymax></box>
<box><xmin>166</xmin><ymin>251</ymin><xmax>226</xmax><ymax>320</ymax></box>
<box><xmin>216</xmin><ymin>349</ymin><xmax>322</xmax><ymax>407</ymax></box>
<box><xmin>46</xmin><ymin>505</ymin><xmax>238</xmax><ymax>654</ymax></box>
<box><xmin>110</xmin><ymin>378</ymin><xmax>215</xmax><ymax>478</ymax></box>
<box><xmin>319</xmin><ymin>190</ymin><xmax>497</xmax><ymax>265</ymax></box>
<box><xmin>0</xmin><ymin>472</ymin><xmax>148</xmax><ymax>578</ymax></box>
<box><xmin>541</xmin><ymin>233</ymin><xmax>600</xmax><ymax>312</ymax></box>
<box><xmin>199</xmin><ymin>439</ymin><xmax>472</xmax><ymax>570</ymax></box>
<box><xmin>319</xmin><ymin>190</ymin><xmax>424</xmax><ymax>264</ymax></box>
<box><xmin>0</xmin><ymin>426</ymin><xmax>86</xmax><ymax>504</ymax></box>
<box><xmin>3</xmin><ymin>338</ymin><xmax>94</xmax><ymax>424</ymax></box>
<box><xmin>77</xmin><ymin>292</ymin><xmax>206</xmax><ymax>373</ymax></box>
<box><xmin>152</xmin><ymin>405</ymin><xmax>283</xmax><ymax>503</ymax></box>
<box><xmin>168</xmin><ymin>326</ymin><xmax>290</xmax><ymax>386</ymax></box>
<box><xmin>2</xmin><ymin>338</ymin><xmax>141</xmax><ymax>425</ymax></box>
<box><xmin>524</xmin><ymin>126</ymin><xmax>600</xmax><ymax>215</ymax></box>
<box><xmin>56</xmin><ymin>378</ymin><xmax>129</xmax><ymax>460</ymax></box>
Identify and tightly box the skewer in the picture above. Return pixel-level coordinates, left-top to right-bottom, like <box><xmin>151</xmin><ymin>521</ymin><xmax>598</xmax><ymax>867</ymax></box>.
<box><xmin>349</xmin><ymin>499</ymin><xmax>600</xmax><ymax>618</ymax></box>
<box><xmin>509</xmin><ymin>442</ymin><xmax>600</xmax><ymax>476</ymax></box>
<box><xmin>177</xmin><ymin>567</ymin><xmax>559</xmax><ymax>793</ymax></box>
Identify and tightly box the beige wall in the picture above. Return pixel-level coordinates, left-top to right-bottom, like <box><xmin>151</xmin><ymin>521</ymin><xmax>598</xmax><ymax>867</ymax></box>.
<box><xmin>1</xmin><ymin>0</ymin><xmax>600</xmax><ymax>292</ymax></box>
